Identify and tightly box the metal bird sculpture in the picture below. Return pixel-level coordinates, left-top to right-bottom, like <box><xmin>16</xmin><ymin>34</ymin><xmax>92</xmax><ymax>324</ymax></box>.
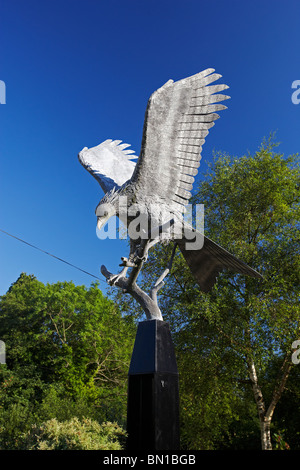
<box><xmin>78</xmin><ymin>69</ymin><xmax>262</xmax><ymax>319</ymax></box>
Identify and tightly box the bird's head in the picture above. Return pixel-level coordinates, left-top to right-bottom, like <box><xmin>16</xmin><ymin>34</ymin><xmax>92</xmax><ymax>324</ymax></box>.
<box><xmin>95</xmin><ymin>201</ymin><xmax>117</xmax><ymax>231</ymax></box>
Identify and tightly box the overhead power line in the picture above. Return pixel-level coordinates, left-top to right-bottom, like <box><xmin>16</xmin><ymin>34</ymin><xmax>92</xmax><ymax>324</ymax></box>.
<box><xmin>0</xmin><ymin>228</ymin><xmax>103</xmax><ymax>282</ymax></box>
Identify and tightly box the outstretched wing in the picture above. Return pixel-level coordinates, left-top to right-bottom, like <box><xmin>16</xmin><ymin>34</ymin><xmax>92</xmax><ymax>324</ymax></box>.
<box><xmin>78</xmin><ymin>139</ymin><xmax>137</xmax><ymax>194</ymax></box>
<box><xmin>131</xmin><ymin>68</ymin><xmax>229</xmax><ymax>210</ymax></box>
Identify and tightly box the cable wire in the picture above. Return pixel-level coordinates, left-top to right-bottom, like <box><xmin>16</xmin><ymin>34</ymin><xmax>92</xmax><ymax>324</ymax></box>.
<box><xmin>0</xmin><ymin>228</ymin><xmax>103</xmax><ymax>282</ymax></box>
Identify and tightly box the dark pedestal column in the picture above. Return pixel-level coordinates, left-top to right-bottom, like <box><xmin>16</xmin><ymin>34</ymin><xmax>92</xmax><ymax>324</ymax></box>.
<box><xmin>126</xmin><ymin>320</ymin><xmax>180</xmax><ymax>451</ymax></box>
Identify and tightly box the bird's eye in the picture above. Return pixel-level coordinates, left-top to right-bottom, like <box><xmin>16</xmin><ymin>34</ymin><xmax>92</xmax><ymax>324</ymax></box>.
<box><xmin>95</xmin><ymin>205</ymin><xmax>110</xmax><ymax>217</ymax></box>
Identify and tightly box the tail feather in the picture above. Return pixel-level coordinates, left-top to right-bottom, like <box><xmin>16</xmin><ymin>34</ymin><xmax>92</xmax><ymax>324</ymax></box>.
<box><xmin>176</xmin><ymin>235</ymin><xmax>262</xmax><ymax>293</ymax></box>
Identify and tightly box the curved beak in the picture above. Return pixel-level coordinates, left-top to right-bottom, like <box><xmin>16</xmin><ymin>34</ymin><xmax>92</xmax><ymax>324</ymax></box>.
<box><xmin>97</xmin><ymin>215</ymin><xmax>110</xmax><ymax>231</ymax></box>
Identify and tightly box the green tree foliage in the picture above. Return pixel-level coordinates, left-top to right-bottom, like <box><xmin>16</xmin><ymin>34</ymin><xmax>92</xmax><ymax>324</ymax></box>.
<box><xmin>19</xmin><ymin>418</ymin><xmax>126</xmax><ymax>450</ymax></box>
<box><xmin>129</xmin><ymin>136</ymin><xmax>299</xmax><ymax>449</ymax></box>
<box><xmin>0</xmin><ymin>274</ymin><xmax>135</xmax><ymax>449</ymax></box>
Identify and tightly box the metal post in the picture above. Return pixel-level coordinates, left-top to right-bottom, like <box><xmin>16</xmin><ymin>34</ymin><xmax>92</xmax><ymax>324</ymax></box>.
<box><xmin>126</xmin><ymin>320</ymin><xmax>180</xmax><ymax>451</ymax></box>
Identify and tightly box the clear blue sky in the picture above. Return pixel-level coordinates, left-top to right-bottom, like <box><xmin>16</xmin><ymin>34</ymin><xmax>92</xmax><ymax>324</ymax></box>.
<box><xmin>0</xmin><ymin>0</ymin><xmax>299</xmax><ymax>296</ymax></box>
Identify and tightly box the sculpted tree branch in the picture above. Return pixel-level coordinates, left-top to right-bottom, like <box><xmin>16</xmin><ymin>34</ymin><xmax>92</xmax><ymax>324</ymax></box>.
<box><xmin>101</xmin><ymin>238</ymin><xmax>178</xmax><ymax>321</ymax></box>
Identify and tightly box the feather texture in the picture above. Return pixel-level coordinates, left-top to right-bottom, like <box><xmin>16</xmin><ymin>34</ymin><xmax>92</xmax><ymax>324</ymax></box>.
<box><xmin>177</xmin><ymin>235</ymin><xmax>263</xmax><ymax>292</ymax></box>
<box><xmin>130</xmin><ymin>68</ymin><xmax>230</xmax><ymax>212</ymax></box>
<box><xmin>78</xmin><ymin>69</ymin><xmax>263</xmax><ymax>293</ymax></box>
<box><xmin>78</xmin><ymin>139</ymin><xmax>137</xmax><ymax>193</ymax></box>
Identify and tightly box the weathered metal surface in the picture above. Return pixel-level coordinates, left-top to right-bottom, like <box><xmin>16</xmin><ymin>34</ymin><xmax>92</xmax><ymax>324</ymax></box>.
<box><xmin>78</xmin><ymin>68</ymin><xmax>262</xmax><ymax>314</ymax></box>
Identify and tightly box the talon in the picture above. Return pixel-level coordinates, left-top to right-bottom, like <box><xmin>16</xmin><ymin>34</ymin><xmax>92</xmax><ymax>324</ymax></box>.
<box><xmin>119</xmin><ymin>257</ymin><xmax>137</xmax><ymax>267</ymax></box>
<box><xmin>108</xmin><ymin>273</ymin><xmax>125</xmax><ymax>286</ymax></box>
<box><xmin>134</xmin><ymin>253</ymin><xmax>148</xmax><ymax>263</ymax></box>
<box><xmin>132</xmin><ymin>246</ymin><xmax>149</xmax><ymax>264</ymax></box>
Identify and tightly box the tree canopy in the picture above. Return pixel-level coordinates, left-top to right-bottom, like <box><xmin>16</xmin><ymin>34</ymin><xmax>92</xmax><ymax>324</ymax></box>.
<box><xmin>0</xmin><ymin>274</ymin><xmax>135</xmax><ymax>449</ymax></box>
